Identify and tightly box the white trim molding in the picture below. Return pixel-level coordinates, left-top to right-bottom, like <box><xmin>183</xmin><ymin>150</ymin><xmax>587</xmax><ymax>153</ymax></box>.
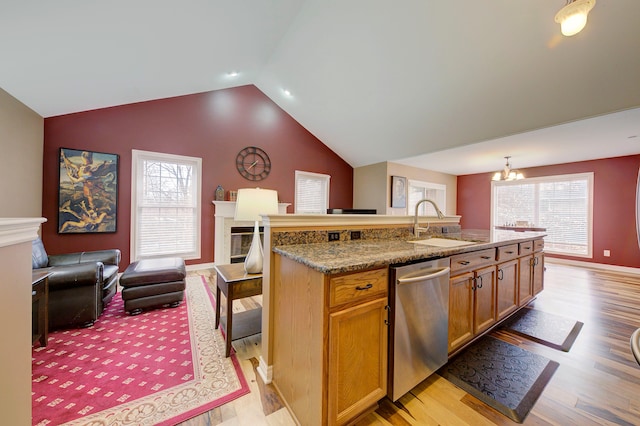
<box><xmin>546</xmin><ymin>256</ymin><xmax>640</xmax><ymax>276</ymax></box>
<box><xmin>0</xmin><ymin>217</ymin><xmax>46</xmax><ymax>248</ymax></box>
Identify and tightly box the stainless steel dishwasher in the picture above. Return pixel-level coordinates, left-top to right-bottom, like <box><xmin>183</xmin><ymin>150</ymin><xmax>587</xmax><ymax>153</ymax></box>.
<box><xmin>388</xmin><ymin>257</ymin><xmax>450</xmax><ymax>401</ymax></box>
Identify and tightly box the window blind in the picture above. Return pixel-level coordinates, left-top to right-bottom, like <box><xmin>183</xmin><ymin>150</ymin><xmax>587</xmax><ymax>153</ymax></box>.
<box><xmin>295</xmin><ymin>171</ymin><xmax>330</xmax><ymax>214</ymax></box>
<box><xmin>408</xmin><ymin>180</ymin><xmax>446</xmax><ymax>216</ymax></box>
<box><xmin>492</xmin><ymin>173</ymin><xmax>593</xmax><ymax>257</ymax></box>
<box><xmin>131</xmin><ymin>150</ymin><xmax>201</xmax><ymax>260</ymax></box>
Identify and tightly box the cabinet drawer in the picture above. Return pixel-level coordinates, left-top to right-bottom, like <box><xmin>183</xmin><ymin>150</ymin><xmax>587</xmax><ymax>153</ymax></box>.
<box><xmin>330</xmin><ymin>268</ymin><xmax>388</xmax><ymax>307</ymax></box>
<box><xmin>496</xmin><ymin>244</ymin><xmax>519</xmax><ymax>262</ymax></box>
<box><xmin>450</xmin><ymin>248</ymin><xmax>496</xmax><ymax>273</ymax></box>
<box><xmin>534</xmin><ymin>239</ymin><xmax>544</xmax><ymax>252</ymax></box>
<box><xmin>32</xmin><ymin>279</ymin><xmax>46</xmax><ymax>299</ymax></box>
<box><xmin>519</xmin><ymin>241</ymin><xmax>534</xmax><ymax>255</ymax></box>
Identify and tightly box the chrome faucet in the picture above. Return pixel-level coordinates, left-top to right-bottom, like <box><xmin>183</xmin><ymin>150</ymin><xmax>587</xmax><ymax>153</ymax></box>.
<box><xmin>414</xmin><ymin>199</ymin><xmax>445</xmax><ymax>237</ymax></box>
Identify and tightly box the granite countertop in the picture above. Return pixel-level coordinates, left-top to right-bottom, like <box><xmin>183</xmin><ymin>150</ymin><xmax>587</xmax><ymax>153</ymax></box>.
<box><xmin>273</xmin><ymin>229</ymin><xmax>547</xmax><ymax>274</ymax></box>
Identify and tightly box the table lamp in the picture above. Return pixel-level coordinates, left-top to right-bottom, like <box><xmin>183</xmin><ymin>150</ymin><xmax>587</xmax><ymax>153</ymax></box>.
<box><xmin>234</xmin><ymin>188</ymin><xmax>279</xmax><ymax>273</ymax></box>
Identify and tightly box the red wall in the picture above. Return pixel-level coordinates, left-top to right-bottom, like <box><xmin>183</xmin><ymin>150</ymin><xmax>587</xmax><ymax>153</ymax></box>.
<box><xmin>457</xmin><ymin>155</ymin><xmax>640</xmax><ymax>268</ymax></box>
<box><xmin>42</xmin><ymin>85</ymin><xmax>353</xmax><ymax>267</ymax></box>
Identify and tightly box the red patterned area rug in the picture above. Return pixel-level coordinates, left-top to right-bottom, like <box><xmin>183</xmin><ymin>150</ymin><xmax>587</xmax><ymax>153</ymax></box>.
<box><xmin>32</xmin><ymin>275</ymin><xmax>249</xmax><ymax>426</ymax></box>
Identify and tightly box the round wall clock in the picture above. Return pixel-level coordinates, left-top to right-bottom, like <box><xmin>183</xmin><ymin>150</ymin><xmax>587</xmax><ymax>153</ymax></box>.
<box><xmin>236</xmin><ymin>146</ymin><xmax>271</xmax><ymax>181</ymax></box>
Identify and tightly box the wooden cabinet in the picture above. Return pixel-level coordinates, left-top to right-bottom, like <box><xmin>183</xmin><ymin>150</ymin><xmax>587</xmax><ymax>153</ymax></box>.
<box><xmin>496</xmin><ymin>259</ymin><xmax>518</xmax><ymax>320</ymax></box>
<box><xmin>448</xmin><ymin>249</ymin><xmax>497</xmax><ymax>353</ymax></box>
<box><xmin>273</xmin><ymin>254</ymin><xmax>388</xmax><ymax>426</ymax></box>
<box><xmin>328</xmin><ymin>297</ymin><xmax>388</xmax><ymax>424</ymax></box>
<box><xmin>518</xmin><ymin>238</ymin><xmax>545</xmax><ymax>304</ymax></box>
<box><xmin>448</xmin><ymin>272</ymin><xmax>474</xmax><ymax>352</ymax></box>
<box><xmin>474</xmin><ymin>265</ymin><xmax>497</xmax><ymax>334</ymax></box>
<box><xmin>448</xmin><ymin>238</ymin><xmax>545</xmax><ymax>354</ymax></box>
<box><xmin>532</xmin><ymin>245</ymin><xmax>544</xmax><ymax>296</ymax></box>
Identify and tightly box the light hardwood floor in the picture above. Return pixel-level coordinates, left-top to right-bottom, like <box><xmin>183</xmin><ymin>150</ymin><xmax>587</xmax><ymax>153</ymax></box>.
<box><xmin>181</xmin><ymin>263</ymin><xmax>640</xmax><ymax>425</ymax></box>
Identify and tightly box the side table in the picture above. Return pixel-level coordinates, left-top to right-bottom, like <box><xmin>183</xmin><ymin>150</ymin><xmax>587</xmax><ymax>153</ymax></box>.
<box><xmin>213</xmin><ymin>263</ymin><xmax>263</xmax><ymax>357</ymax></box>
<box><xmin>32</xmin><ymin>271</ymin><xmax>51</xmax><ymax>347</ymax></box>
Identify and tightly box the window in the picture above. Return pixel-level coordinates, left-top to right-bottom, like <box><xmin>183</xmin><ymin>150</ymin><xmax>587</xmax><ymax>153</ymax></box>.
<box><xmin>131</xmin><ymin>150</ymin><xmax>202</xmax><ymax>261</ymax></box>
<box><xmin>294</xmin><ymin>170</ymin><xmax>330</xmax><ymax>214</ymax></box>
<box><xmin>408</xmin><ymin>180</ymin><xmax>446</xmax><ymax>215</ymax></box>
<box><xmin>491</xmin><ymin>173</ymin><xmax>593</xmax><ymax>257</ymax></box>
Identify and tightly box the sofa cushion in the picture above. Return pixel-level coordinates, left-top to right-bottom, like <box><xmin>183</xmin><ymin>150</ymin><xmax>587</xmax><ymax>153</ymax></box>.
<box><xmin>32</xmin><ymin>238</ymin><xmax>49</xmax><ymax>269</ymax></box>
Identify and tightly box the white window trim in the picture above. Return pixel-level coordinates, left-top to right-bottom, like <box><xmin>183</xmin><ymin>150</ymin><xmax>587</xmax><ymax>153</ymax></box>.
<box><xmin>490</xmin><ymin>172</ymin><xmax>594</xmax><ymax>258</ymax></box>
<box><xmin>130</xmin><ymin>149</ymin><xmax>202</xmax><ymax>261</ymax></box>
<box><xmin>294</xmin><ymin>170</ymin><xmax>330</xmax><ymax>214</ymax></box>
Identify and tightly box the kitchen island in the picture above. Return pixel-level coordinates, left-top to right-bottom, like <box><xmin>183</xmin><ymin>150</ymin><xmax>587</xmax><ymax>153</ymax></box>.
<box><xmin>270</xmin><ymin>228</ymin><xmax>545</xmax><ymax>425</ymax></box>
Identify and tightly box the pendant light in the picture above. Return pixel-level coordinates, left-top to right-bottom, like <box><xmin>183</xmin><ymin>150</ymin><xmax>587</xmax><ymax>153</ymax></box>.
<box><xmin>492</xmin><ymin>156</ymin><xmax>524</xmax><ymax>181</ymax></box>
<box><xmin>555</xmin><ymin>0</ymin><xmax>596</xmax><ymax>37</ymax></box>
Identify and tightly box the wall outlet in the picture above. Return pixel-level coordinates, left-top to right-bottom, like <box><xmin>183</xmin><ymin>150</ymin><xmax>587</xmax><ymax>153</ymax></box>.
<box><xmin>351</xmin><ymin>231</ymin><xmax>361</xmax><ymax>240</ymax></box>
<box><xmin>328</xmin><ymin>231</ymin><xmax>340</xmax><ymax>242</ymax></box>
<box><xmin>604</xmin><ymin>249</ymin><xmax>611</xmax><ymax>257</ymax></box>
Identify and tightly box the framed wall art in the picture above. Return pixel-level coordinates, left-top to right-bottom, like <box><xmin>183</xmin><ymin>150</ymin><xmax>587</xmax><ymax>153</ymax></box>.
<box><xmin>58</xmin><ymin>148</ymin><xmax>119</xmax><ymax>233</ymax></box>
<box><xmin>391</xmin><ymin>175</ymin><xmax>407</xmax><ymax>208</ymax></box>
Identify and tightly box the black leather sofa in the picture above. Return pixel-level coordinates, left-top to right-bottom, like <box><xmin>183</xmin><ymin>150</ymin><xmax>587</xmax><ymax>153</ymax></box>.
<box><xmin>32</xmin><ymin>237</ymin><xmax>121</xmax><ymax>330</ymax></box>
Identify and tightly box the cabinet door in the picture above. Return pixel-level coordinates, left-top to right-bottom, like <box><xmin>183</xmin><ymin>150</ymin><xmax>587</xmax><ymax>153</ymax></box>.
<box><xmin>474</xmin><ymin>265</ymin><xmax>497</xmax><ymax>335</ymax></box>
<box><xmin>328</xmin><ymin>297</ymin><xmax>388</xmax><ymax>425</ymax></box>
<box><xmin>496</xmin><ymin>259</ymin><xmax>518</xmax><ymax>320</ymax></box>
<box><xmin>448</xmin><ymin>272</ymin><xmax>474</xmax><ymax>353</ymax></box>
<box><xmin>518</xmin><ymin>255</ymin><xmax>534</xmax><ymax>305</ymax></box>
<box><xmin>532</xmin><ymin>252</ymin><xmax>544</xmax><ymax>295</ymax></box>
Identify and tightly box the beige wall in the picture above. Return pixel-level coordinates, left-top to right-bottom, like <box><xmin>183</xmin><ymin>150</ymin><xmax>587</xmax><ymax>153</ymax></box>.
<box><xmin>353</xmin><ymin>161</ymin><xmax>457</xmax><ymax>215</ymax></box>
<box><xmin>353</xmin><ymin>162</ymin><xmax>388</xmax><ymax>214</ymax></box>
<box><xmin>0</xmin><ymin>88</ymin><xmax>43</xmax><ymax>217</ymax></box>
<box><xmin>0</xmin><ymin>240</ymin><xmax>33</xmax><ymax>424</ymax></box>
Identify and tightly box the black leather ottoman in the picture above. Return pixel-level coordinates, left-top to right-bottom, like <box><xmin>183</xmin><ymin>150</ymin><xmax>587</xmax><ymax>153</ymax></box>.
<box><xmin>120</xmin><ymin>257</ymin><xmax>186</xmax><ymax>315</ymax></box>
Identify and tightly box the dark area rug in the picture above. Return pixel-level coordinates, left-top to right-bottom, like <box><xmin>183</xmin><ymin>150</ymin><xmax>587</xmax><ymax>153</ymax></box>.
<box><xmin>438</xmin><ymin>336</ymin><xmax>559</xmax><ymax>423</ymax></box>
<box><xmin>503</xmin><ymin>308</ymin><xmax>584</xmax><ymax>352</ymax></box>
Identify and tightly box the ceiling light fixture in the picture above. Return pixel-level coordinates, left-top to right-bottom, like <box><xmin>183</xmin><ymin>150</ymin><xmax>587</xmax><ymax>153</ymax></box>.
<box><xmin>555</xmin><ymin>0</ymin><xmax>596</xmax><ymax>37</ymax></box>
<box><xmin>492</xmin><ymin>156</ymin><xmax>524</xmax><ymax>181</ymax></box>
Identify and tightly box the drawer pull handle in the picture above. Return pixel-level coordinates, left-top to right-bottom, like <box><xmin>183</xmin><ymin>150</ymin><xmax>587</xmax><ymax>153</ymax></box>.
<box><xmin>459</xmin><ymin>260</ymin><xmax>470</xmax><ymax>265</ymax></box>
<box><xmin>356</xmin><ymin>283</ymin><xmax>373</xmax><ymax>291</ymax></box>
<box><xmin>481</xmin><ymin>256</ymin><xmax>492</xmax><ymax>259</ymax></box>
<box><xmin>505</xmin><ymin>250</ymin><xmax>514</xmax><ymax>254</ymax></box>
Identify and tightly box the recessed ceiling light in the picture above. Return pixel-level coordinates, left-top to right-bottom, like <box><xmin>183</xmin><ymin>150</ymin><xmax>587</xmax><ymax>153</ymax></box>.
<box><xmin>283</xmin><ymin>89</ymin><xmax>292</xmax><ymax>97</ymax></box>
<box><xmin>227</xmin><ymin>71</ymin><xmax>238</xmax><ymax>77</ymax></box>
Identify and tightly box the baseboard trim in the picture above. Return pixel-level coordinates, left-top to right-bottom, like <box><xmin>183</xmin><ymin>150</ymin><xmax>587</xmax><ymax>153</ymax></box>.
<box><xmin>257</xmin><ymin>356</ymin><xmax>273</xmax><ymax>384</ymax></box>
<box><xmin>546</xmin><ymin>257</ymin><xmax>640</xmax><ymax>275</ymax></box>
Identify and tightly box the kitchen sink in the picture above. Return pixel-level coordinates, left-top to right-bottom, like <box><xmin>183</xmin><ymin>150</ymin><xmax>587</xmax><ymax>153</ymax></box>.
<box><xmin>408</xmin><ymin>238</ymin><xmax>477</xmax><ymax>248</ymax></box>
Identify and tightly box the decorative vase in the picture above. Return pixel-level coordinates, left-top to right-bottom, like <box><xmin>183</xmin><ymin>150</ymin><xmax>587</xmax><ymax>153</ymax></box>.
<box><xmin>215</xmin><ymin>185</ymin><xmax>224</xmax><ymax>201</ymax></box>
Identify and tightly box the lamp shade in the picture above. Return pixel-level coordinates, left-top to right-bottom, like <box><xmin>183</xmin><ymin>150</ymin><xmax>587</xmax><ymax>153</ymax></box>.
<box><xmin>555</xmin><ymin>0</ymin><xmax>596</xmax><ymax>37</ymax></box>
<box><xmin>234</xmin><ymin>188</ymin><xmax>279</xmax><ymax>222</ymax></box>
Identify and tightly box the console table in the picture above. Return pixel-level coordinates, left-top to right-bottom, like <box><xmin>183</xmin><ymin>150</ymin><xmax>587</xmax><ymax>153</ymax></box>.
<box><xmin>32</xmin><ymin>271</ymin><xmax>51</xmax><ymax>347</ymax></box>
<box><xmin>213</xmin><ymin>263</ymin><xmax>263</xmax><ymax>357</ymax></box>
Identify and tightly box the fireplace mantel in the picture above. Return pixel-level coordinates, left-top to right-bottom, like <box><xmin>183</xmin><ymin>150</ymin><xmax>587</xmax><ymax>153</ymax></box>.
<box><xmin>212</xmin><ymin>201</ymin><xmax>289</xmax><ymax>265</ymax></box>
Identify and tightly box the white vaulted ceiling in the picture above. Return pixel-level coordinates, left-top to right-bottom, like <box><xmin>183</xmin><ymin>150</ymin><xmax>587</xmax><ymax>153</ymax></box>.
<box><xmin>1</xmin><ymin>0</ymin><xmax>639</xmax><ymax>175</ymax></box>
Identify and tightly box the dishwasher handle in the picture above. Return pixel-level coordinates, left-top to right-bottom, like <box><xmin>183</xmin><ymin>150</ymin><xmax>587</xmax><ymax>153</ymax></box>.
<box><xmin>397</xmin><ymin>267</ymin><xmax>450</xmax><ymax>284</ymax></box>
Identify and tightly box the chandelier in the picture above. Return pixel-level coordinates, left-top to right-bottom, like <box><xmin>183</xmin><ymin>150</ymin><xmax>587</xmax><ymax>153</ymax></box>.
<box><xmin>492</xmin><ymin>156</ymin><xmax>524</xmax><ymax>181</ymax></box>
<box><xmin>555</xmin><ymin>0</ymin><xmax>596</xmax><ymax>37</ymax></box>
